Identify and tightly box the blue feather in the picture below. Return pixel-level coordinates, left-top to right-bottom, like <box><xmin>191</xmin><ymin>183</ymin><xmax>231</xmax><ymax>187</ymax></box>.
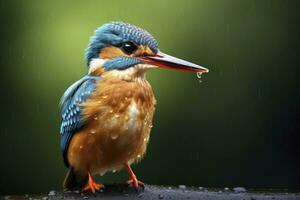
<box><xmin>103</xmin><ymin>57</ymin><xmax>141</xmax><ymax>70</ymax></box>
<box><xmin>85</xmin><ymin>21</ymin><xmax>158</xmax><ymax>66</ymax></box>
<box><xmin>60</xmin><ymin>75</ymin><xmax>101</xmax><ymax>166</ymax></box>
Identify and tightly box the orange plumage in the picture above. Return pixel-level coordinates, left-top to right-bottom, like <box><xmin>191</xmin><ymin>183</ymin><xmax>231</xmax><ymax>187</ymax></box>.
<box><xmin>67</xmin><ymin>72</ymin><xmax>155</xmax><ymax>181</ymax></box>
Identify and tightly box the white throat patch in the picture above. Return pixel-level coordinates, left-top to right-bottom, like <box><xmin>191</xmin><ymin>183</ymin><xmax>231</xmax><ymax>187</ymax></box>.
<box><xmin>88</xmin><ymin>58</ymin><xmax>107</xmax><ymax>74</ymax></box>
<box><xmin>88</xmin><ymin>58</ymin><xmax>157</xmax><ymax>81</ymax></box>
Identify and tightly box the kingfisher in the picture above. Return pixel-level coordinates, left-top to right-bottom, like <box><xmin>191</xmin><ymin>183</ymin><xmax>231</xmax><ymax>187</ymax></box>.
<box><xmin>59</xmin><ymin>21</ymin><xmax>208</xmax><ymax>193</ymax></box>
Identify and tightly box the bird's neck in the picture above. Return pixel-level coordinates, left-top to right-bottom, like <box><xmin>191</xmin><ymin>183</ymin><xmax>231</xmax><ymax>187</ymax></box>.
<box><xmin>101</xmin><ymin>66</ymin><xmax>147</xmax><ymax>82</ymax></box>
<box><xmin>88</xmin><ymin>59</ymin><xmax>149</xmax><ymax>83</ymax></box>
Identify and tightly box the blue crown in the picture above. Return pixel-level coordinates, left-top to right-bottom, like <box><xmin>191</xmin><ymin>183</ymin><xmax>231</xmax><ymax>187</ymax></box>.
<box><xmin>85</xmin><ymin>22</ymin><xmax>158</xmax><ymax>66</ymax></box>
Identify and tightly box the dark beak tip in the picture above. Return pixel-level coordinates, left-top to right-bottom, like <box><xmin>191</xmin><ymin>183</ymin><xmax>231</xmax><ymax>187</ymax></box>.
<box><xmin>200</xmin><ymin>68</ymin><xmax>209</xmax><ymax>73</ymax></box>
<box><xmin>189</xmin><ymin>66</ymin><xmax>209</xmax><ymax>73</ymax></box>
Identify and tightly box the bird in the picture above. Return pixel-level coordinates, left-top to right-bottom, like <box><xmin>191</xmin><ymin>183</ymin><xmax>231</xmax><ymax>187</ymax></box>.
<box><xmin>59</xmin><ymin>21</ymin><xmax>208</xmax><ymax>193</ymax></box>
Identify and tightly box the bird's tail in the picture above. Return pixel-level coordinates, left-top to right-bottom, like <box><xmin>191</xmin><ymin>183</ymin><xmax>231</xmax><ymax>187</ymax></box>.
<box><xmin>63</xmin><ymin>167</ymin><xmax>88</xmax><ymax>191</ymax></box>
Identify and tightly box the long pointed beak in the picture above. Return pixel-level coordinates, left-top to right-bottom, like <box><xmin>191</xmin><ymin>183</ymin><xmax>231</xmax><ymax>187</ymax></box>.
<box><xmin>139</xmin><ymin>51</ymin><xmax>209</xmax><ymax>73</ymax></box>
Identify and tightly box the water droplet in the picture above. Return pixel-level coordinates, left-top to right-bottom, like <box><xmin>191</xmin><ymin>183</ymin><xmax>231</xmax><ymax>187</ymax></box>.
<box><xmin>111</xmin><ymin>134</ymin><xmax>119</xmax><ymax>140</ymax></box>
<box><xmin>112</xmin><ymin>170</ymin><xmax>116</xmax><ymax>173</ymax></box>
<box><xmin>197</xmin><ymin>72</ymin><xmax>202</xmax><ymax>78</ymax></box>
<box><xmin>102</xmin><ymin>95</ymin><xmax>107</xmax><ymax>99</ymax></box>
<box><xmin>94</xmin><ymin>116</ymin><xmax>98</xmax><ymax>120</ymax></box>
<box><xmin>115</xmin><ymin>114</ymin><xmax>120</xmax><ymax>118</ymax></box>
<box><xmin>178</xmin><ymin>185</ymin><xmax>186</xmax><ymax>190</ymax></box>
<box><xmin>196</xmin><ymin>72</ymin><xmax>203</xmax><ymax>83</ymax></box>
<box><xmin>137</xmin><ymin>154</ymin><xmax>141</xmax><ymax>158</ymax></box>
<box><xmin>148</xmin><ymin>124</ymin><xmax>153</xmax><ymax>128</ymax></box>
<box><xmin>233</xmin><ymin>187</ymin><xmax>246</xmax><ymax>193</ymax></box>
<box><xmin>48</xmin><ymin>191</ymin><xmax>56</xmax><ymax>196</ymax></box>
<box><xmin>79</xmin><ymin>146</ymin><xmax>83</xmax><ymax>149</ymax></box>
<box><xmin>143</xmin><ymin>138</ymin><xmax>147</xmax><ymax>142</ymax></box>
<box><xmin>90</xmin><ymin>130</ymin><xmax>96</xmax><ymax>134</ymax></box>
<box><xmin>109</xmin><ymin>110</ymin><xmax>113</xmax><ymax>113</ymax></box>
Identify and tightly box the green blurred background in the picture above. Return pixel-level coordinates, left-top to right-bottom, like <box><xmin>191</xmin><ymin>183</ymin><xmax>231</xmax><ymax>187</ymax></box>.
<box><xmin>0</xmin><ymin>0</ymin><xmax>300</xmax><ymax>195</ymax></box>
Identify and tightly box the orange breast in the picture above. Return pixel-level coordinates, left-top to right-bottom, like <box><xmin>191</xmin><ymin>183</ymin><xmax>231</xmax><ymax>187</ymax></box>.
<box><xmin>67</xmin><ymin>77</ymin><xmax>156</xmax><ymax>175</ymax></box>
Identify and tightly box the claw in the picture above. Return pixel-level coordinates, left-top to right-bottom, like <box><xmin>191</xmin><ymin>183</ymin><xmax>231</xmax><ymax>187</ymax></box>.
<box><xmin>83</xmin><ymin>172</ymin><xmax>104</xmax><ymax>193</ymax></box>
<box><xmin>124</xmin><ymin>163</ymin><xmax>144</xmax><ymax>188</ymax></box>
<box><xmin>127</xmin><ymin>179</ymin><xmax>144</xmax><ymax>188</ymax></box>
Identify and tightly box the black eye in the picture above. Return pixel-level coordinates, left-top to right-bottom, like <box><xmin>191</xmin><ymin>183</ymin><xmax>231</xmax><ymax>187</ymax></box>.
<box><xmin>120</xmin><ymin>42</ymin><xmax>138</xmax><ymax>55</ymax></box>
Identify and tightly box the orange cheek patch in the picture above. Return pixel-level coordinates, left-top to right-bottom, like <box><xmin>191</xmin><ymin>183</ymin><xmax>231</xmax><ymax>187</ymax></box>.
<box><xmin>100</xmin><ymin>46</ymin><xmax>127</xmax><ymax>59</ymax></box>
<box><xmin>133</xmin><ymin>45</ymin><xmax>155</xmax><ymax>57</ymax></box>
<box><xmin>143</xmin><ymin>46</ymin><xmax>156</xmax><ymax>56</ymax></box>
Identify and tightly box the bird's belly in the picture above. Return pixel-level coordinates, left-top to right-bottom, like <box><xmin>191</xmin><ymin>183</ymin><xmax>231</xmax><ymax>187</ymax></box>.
<box><xmin>67</xmin><ymin>100</ymin><xmax>154</xmax><ymax>175</ymax></box>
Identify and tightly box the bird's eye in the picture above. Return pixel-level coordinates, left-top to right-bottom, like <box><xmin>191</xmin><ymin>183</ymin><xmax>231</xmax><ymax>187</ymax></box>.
<box><xmin>120</xmin><ymin>42</ymin><xmax>138</xmax><ymax>55</ymax></box>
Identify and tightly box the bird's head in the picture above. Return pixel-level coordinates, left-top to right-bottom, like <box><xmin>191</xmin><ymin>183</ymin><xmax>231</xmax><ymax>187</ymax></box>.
<box><xmin>85</xmin><ymin>22</ymin><xmax>208</xmax><ymax>79</ymax></box>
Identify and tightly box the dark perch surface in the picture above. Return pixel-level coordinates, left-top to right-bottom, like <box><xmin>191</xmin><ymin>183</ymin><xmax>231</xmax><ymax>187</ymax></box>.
<box><xmin>3</xmin><ymin>184</ymin><xmax>300</xmax><ymax>200</ymax></box>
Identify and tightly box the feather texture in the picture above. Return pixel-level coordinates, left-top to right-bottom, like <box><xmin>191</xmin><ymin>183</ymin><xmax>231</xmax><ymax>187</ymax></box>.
<box><xmin>60</xmin><ymin>75</ymin><xmax>101</xmax><ymax>166</ymax></box>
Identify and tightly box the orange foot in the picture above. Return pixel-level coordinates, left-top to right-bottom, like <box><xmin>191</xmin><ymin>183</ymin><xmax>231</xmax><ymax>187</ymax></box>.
<box><xmin>127</xmin><ymin>179</ymin><xmax>144</xmax><ymax>188</ymax></box>
<box><xmin>83</xmin><ymin>172</ymin><xmax>104</xmax><ymax>193</ymax></box>
<box><xmin>124</xmin><ymin>163</ymin><xmax>144</xmax><ymax>188</ymax></box>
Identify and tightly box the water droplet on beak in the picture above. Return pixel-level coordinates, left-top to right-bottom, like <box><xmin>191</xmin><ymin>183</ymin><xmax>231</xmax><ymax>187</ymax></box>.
<box><xmin>196</xmin><ymin>72</ymin><xmax>203</xmax><ymax>83</ymax></box>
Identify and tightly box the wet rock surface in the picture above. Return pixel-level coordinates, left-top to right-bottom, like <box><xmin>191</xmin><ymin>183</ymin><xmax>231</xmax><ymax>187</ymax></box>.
<box><xmin>2</xmin><ymin>184</ymin><xmax>300</xmax><ymax>200</ymax></box>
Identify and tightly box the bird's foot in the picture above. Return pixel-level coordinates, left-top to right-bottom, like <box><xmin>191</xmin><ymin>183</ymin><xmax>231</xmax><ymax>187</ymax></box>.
<box><xmin>127</xmin><ymin>178</ymin><xmax>144</xmax><ymax>188</ymax></box>
<box><xmin>124</xmin><ymin>163</ymin><xmax>144</xmax><ymax>189</ymax></box>
<box><xmin>83</xmin><ymin>181</ymin><xmax>104</xmax><ymax>193</ymax></box>
<box><xmin>83</xmin><ymin>172</ymin><xmax>104</xmax><ymax>193</ymax></box>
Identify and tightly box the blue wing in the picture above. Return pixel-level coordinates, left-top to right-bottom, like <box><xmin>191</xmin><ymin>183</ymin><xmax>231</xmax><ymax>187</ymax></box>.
<box><xmin>60</xmin><ymin>75</ymin><xmax>101</xmax><ymax>166</ymax></box>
